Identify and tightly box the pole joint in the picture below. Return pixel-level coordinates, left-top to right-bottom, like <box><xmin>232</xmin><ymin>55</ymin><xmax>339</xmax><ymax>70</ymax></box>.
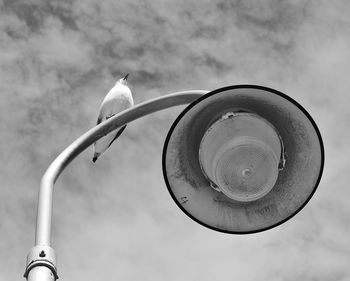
<box><xmin>24</xmin><ymin>246</ymin><xmax>58</xmax><ymax>279</ymax></box>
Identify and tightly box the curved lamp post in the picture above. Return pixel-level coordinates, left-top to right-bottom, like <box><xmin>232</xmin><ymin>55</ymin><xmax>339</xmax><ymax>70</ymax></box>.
<box><xmin>24</xmin><ymin>86</ymin><xmax>324</xmax><ymax>280</ymax></box>
<box><xmin>24</xmin><ymin>90</ymin><xmax>207</xmax><ymax>280</ymax></box>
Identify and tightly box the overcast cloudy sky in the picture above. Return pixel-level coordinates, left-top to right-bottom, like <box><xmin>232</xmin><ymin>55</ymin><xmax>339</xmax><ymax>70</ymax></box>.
<box><xmin>1</xmin><ymin>0</ymin><xmax>350</xmax><ymax>280</ymax></box>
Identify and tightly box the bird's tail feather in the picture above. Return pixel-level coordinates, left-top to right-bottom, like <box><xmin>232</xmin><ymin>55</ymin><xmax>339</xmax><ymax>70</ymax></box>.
<box><xmin>92</xmin><ymin>125</ymin><xmax>127</xmax><ymax>163</ymax></box>
<box><xmin>92</xmin><ymin>152</ymin><xmax>100</xmax><ymax>163</ymax></box>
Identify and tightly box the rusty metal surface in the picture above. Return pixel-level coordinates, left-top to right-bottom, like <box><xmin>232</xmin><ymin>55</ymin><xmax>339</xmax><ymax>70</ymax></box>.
<box><xmin>163</xmin><ymin>85</ymin><xmax>324</xmax><ymax>233</ymax></box>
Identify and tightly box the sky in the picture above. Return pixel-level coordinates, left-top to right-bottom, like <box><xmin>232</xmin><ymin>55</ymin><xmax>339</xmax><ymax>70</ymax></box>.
<box><xmin>0</xmin><ymin>0</ymin><xmax>350</xmax><ymax>280</ymax></box>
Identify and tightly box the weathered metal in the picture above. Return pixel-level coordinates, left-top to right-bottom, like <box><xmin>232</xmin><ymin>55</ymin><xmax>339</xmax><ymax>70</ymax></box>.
<box><xmin>163</xmin><ymin>85</ymin><xmax>324</xmax><ymax>234</ymax></box>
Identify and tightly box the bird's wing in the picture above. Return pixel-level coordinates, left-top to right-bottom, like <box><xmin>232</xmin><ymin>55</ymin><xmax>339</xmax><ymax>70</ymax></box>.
<box><xmin>96</xmin><ymin>113</ymin><xmax>103</xmax><ymax>125</ymax></box>
<box><xmin>93</xmin><ymin>85</ymin><xmax>133</xmax><ymax>162</ymax></box>
<box><xmin>95</xmin><ymin>94</ymin><xmax>120</xmax><ymax>125</ymax></box>
<box><xmin>107</xmin><ymin>125</ymin><xmax>127</xmax><ymax>148</ymax></box>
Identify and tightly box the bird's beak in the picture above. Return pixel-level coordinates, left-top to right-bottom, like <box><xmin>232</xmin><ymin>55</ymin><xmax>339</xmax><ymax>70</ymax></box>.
<box><xmin>123</xmin><ymin>73</ymin><xmax>129</xmax><ymax>81</ymax></box>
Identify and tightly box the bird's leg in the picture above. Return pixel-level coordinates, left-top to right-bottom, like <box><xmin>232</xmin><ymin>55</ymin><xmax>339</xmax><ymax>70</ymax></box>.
<box><xmin>105</xmin><ymin>113</ymin><xmax>115</xmax><ymax>120</ymax></box>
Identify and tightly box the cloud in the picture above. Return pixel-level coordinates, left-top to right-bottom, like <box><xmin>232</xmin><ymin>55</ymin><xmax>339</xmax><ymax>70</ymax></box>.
<box><xmin>1</xmin><ymin>0</ymin><xmax>350</xmax><ymax>280</ymax></box>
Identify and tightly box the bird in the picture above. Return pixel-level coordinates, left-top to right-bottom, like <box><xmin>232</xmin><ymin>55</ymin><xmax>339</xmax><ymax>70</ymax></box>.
<box><xmin>92</xmin><ymin>74</ymin><xmax>134</xmax><ymax>162</ymax></box>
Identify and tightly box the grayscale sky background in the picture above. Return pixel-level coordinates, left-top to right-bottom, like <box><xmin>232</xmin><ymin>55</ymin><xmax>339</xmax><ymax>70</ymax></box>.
<box><xmin>1</xmin><ymin>0</ymin><xmax>349</xmax><ymax>280</ymax></box>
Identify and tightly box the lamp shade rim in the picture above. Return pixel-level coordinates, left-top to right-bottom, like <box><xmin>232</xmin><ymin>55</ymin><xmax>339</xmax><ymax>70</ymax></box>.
<box><xmin>162</xmin><ymin>84</ymin><xmax>325</xmax><ymax>234</ymax></box>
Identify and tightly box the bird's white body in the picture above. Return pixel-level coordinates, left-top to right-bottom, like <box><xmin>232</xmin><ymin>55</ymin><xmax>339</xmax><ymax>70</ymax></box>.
<box><xmin>93</xmin><ymin>76</ymin><xmax>134</xmax><ymax>162</ymax></box>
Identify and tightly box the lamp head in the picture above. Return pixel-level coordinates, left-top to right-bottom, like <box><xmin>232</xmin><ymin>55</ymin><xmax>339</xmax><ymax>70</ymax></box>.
<box><xmin>163</xmin><ymin>85</ymin><xmax>324</xmax><ymax>234</ymax></box>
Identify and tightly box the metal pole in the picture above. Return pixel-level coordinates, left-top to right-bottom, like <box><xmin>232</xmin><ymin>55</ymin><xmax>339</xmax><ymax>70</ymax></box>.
<box><xmin>27</xmin><ymin>267</ymin><xmax>56</xmax><ymax>281</ymax></box>
<box><xmin>24</xmin><ymin>90</ymin><xmax>207</xmax><ymax>280</ymax></box>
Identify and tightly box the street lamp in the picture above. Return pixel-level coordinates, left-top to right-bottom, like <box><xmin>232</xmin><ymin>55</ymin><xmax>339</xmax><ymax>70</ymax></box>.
<box><xmin>24</xmin><ymin>85</ymin><xmax>324</xmax><ymax>280</ymax></box>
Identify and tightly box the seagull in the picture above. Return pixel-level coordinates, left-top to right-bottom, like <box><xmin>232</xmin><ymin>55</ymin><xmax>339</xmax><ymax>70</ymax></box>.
<box><xmin>92</xmin><ymin>74</ymin><xmax>134</xmax><ymax>162</ymax></box>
